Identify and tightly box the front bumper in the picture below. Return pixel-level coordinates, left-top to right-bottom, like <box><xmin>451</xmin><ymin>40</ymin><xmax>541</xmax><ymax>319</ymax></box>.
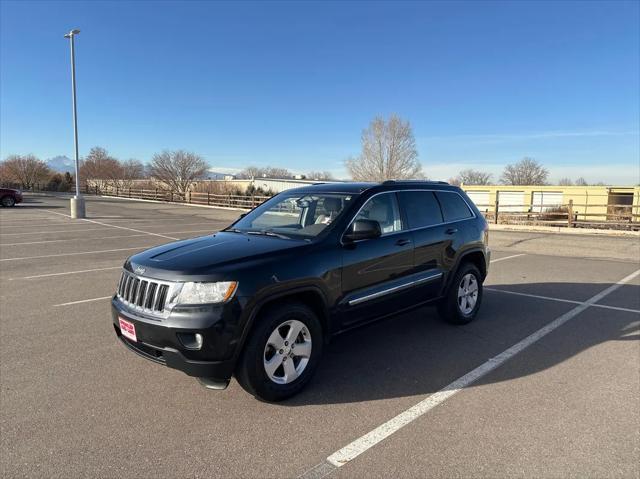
<box><xmin>111</xmin><ymin>297</ymin><xmax>243</xmax><ymax>380</ymax></box>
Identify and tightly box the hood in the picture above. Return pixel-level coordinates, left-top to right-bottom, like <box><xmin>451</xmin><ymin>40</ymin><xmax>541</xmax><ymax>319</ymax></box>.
<box><xmin>126</xmin><ymin>231</ymin><xmax>309</xmax><ymax>279</ymax></box>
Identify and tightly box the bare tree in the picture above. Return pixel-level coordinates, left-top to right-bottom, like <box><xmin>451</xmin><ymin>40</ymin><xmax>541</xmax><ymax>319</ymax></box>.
<box><xmin>80</xmin><ymin>147</ymin><xmax>121</xmax><ymax>188</ymax></box>
<box><xmin>575</xmin><ymin>177</ymin><xmax>588</xmax><ymax>186</ymax></box>
<box><xmin>0</xmin><ymin>154</ymin><xmax>51</xmax><ymax>189</ymax></box>
<box><xmin>346</xmin><ymin>115</ymin><xmax>422</xmax><ymax>181</ymax></box>
<box><xmin>237</xmin><ymin>166</ymin><xmax>263</xmax><ymax>179</ymax></box>
<box><xmin>306</xmin><ymin>171</ymin><xmax>334</xmax><ymax>181</ymax></box>
<box><xmin>500</xmin><ymin>157</ymin><xmax>549</xmax><ymax>185</ymax></box>
<box><xmin>149</xmin><ymin>150</ymin><xmax>208</xmax><ymax>197</ymax></box>
<box><xmin>120</xmin><ymin>159</ymin><xmax>145</xmax><ymax>187</ymax></box>
<box><xmin>238</xmin><ymin>165</ymin><xmax>292</xmax><ymax>179</ymax></box>
<box><xmin>558</xmin><ymin>177</ymin><xmax>573</xmax><ymax>186</ymax></box>
<box><xmin>264</xmin><ymin>167</ymin><xmax>292</xmax><ymax>179</ymax></box>
<box><xmin>453</xmin><ymin>169</ymin><xmax>492</xmax><ymax>186</ymax></box>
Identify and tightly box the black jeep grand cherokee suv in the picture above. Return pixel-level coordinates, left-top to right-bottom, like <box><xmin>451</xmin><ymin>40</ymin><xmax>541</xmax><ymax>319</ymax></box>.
<box><xmin>112</xmin><ymin>181</ymin><xmax>490</xmax><ymax>401</ymax></box>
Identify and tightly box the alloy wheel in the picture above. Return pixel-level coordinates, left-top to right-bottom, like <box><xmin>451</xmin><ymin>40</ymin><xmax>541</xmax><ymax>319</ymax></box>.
<box><xmin>457</xmin><ymin>273</ymin><xmax>479</xmax><ymax>315</ymax></box>
<box><xmin>263</xmin><ymin>319</ymin><xmax>312</xmax><ymax>384</ymax></box>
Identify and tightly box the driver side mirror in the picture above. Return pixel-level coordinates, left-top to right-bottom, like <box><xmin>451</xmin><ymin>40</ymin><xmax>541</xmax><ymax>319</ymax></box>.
<box><xmin>343</xmin><ymin>219</ymin><xmax>381</xmax><ymax>242</ymax></box>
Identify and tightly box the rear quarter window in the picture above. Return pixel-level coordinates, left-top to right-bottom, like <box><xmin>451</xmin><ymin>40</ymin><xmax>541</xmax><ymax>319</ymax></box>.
<box><xmin>435</xmin><ymin>191</ymin><xmax>474</xmax><ymax>222</ymax></box>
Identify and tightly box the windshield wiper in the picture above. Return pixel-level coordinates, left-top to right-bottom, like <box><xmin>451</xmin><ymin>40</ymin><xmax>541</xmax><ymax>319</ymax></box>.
<box><xmin>223</xmin><ymin>227</ymin><xmax>245</xmax><ymax>234</ymax></box>
<box><xmin>246</xmin><ymin>230</ymin><xmax>291</xmax><ymax>240</ymax></box>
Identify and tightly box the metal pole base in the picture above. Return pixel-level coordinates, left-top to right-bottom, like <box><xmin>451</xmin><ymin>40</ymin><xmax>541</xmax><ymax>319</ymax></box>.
<box><xmin>70</xmin><ymin>196</ymin><xmax>86</xmax><ymax>219</ymax></box>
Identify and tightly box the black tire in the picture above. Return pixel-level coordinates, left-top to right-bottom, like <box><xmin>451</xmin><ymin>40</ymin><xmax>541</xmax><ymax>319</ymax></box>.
<box><xmin>235</xmin><ymin>302</ymin><xmax>323</xmax><ymax>402</ymax></box>
<box><xmin>1</xmin><ymin>195</ymin><xmax>16</xmax><ymax>207</ymax></box>
<box><xmin>437</xmin><ymin>262</ymin><xmax>483</xmax><ymax>325</ymax></box>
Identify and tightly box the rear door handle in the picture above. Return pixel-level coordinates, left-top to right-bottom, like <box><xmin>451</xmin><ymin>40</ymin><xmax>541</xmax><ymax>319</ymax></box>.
<box><xmin>396</xmin><ymin>238</ymin><xmax>411</xmax><ymax>246</ymax></box>
<box><xmin>445</xmin><ymin>228</ymin><xmax>458</xmax><ymax>235</ymax></box>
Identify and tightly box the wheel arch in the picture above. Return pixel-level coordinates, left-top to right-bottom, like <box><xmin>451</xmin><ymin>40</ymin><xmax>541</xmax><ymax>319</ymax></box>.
<box><xmin>446</xmin><ymin>248</ymin><xmax>488</xmax><ymax>291</ymax></box>
<box><xmin>234</xmin><ymin>285</ymin><xmax>331</xmax><ymax>363</ymax></box>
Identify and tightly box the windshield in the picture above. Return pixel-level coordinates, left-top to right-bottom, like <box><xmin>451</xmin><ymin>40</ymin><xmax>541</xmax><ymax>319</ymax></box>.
<box><xmin>229</xmin><ymin>192</ymin><xmax>355</xmax><ymax>239</ymax></box>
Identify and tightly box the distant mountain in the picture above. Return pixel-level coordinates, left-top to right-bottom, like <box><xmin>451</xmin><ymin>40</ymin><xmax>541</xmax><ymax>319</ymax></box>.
<box><xmin>46</xmin><ymin>156</ymin><xmax>75</xmax><ymax>173</ymax></box>
<box><xmin>206</xmin><ymin>171</ymin><xmax>237</xmax><ymax>180</ymax></box>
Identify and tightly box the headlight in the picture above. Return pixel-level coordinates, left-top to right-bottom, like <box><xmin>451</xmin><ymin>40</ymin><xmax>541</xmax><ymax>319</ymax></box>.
<box><xmin>175</xmin><ymin>281</ymin><xmax>238</xmax><ymax>305</ymax></box>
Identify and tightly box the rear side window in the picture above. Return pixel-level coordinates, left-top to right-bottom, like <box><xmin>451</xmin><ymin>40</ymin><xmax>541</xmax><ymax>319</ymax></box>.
<box><xmin>398</xmin><ymin>191</ymin><xmax>443</xmax><ymax>229</ymax></box>
<box><xmin>435</xmin><ymin>192</ymin><xmax>474</xmax><ymax>222</ymax></box>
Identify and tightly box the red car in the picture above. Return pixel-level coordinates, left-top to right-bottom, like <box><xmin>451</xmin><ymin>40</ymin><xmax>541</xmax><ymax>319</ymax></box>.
<box><xmin>0</xmin><ymin>188</ymin><xmax>23</xmax><ymax>207</ymax></box>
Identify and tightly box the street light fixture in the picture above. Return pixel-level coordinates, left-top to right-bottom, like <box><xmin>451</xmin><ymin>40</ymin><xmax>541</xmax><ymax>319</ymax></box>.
<box><xmin>64</xmin><ymin>28</ymin><xmax>85</xmax><ymax>218</ymax></box>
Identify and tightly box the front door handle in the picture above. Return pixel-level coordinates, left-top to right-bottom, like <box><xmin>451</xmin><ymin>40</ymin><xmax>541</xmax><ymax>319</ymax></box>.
<box><xmin>396</xmin><ymin>238</ymin><xmax>412</xmax><ymax>246</ymax></box>
<box><xmin>445</xmin><ymin>228</ymin><xmax>458</xmax><ymax>235</ymax></box>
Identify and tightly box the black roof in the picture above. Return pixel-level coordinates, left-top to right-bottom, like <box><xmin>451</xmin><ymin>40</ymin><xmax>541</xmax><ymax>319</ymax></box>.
<box><xmin>285</xmin><ymin>180</ymin><xmax>454</xmax><ymax>195</ymax></box>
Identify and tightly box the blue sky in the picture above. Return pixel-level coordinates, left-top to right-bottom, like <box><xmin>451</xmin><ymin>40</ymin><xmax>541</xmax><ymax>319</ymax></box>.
<box><xmin>1</xmin><ymin>0</ymin><xmax>639</xmax><ymax>184</ymax></box>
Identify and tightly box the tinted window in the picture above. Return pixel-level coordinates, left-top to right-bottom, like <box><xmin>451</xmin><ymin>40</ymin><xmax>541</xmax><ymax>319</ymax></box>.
<box><xmin>354</xmin><ymin>193</ymin><xmax>403</xmax><ymax>234</ymax></box>
<box><xmin>435</xmin><ymin>192</ymin><xmax>473</xmax><ymax>222</ymax></box>
<box><xmin>398</xmin><ymin>191</ymin><xmax>443</xmax><ymax>229</ymax></box>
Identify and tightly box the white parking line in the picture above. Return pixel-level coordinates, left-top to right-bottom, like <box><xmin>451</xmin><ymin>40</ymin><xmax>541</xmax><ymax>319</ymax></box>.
<box><xmin>0</xmin><ymin>227</ymin><xmax>114</xmax><ymax>236</ymax></box>
<box><xmin>1</xmin><ymin>233</ymin><xmax>150</xmax><ymax>246</ymax></box>
<box><xmin>9</xmin><ymin>266</ymin><xmax>122</xmax><ymax>280</ymax></box>
<box><xmin>42</xmin><ymin>209</ymin><xmax>72</xmax><ymax>218</ymax></box>
<box><xmin>300</xmin><ymin>268</ymin><xmax>640</xmax><ymax>478</ymax></box>
<box><xmin>54</xmin><ymin>296</ymin><xmax>112</xmax><ymax>307</ymax></box>
<box><xmin>42</xmin><ymin>209</ymin><xmax>179</xmax><ymax>241</ymax></box>
<box><xmin>0</xmin><ymin>219</ymin><xmax>71</xmax><ymax>226</ymax></box>
<box><xmin>0</xmin><ymin>246</ymin><xmax>147</xmax><ymax>262</ymax></box>
<box><xmin>0</xmin><ymin>216</ymin><xmax>68</xmax><ymax>220</ymax></box>
<box><xmin>490</xmin><ymin>253</ymin><xmax>526</xmax><ymax>263</ymax></box>
<box><xmin>486</xmin><ymin>287</ymin><xmax>640</xmax><ymax>314</ymax></box>
<box><xmin>0</xmin><ymin>228</ymin><xmax>214</xmax><ymax>246</ymax></box>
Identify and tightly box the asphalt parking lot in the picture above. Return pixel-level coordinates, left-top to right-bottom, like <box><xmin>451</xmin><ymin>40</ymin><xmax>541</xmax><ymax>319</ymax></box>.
<box><xmin>1</xmin><ymin>194</ymin><xmax>638</xmax><ymax>478</ymax></box>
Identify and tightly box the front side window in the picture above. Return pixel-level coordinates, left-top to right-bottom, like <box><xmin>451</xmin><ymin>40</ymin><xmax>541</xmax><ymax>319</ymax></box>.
<box><xmin>354</xmin><ymin>193</ymin><xmax>403</xmax><ymax>234</ymax></box>
<box><xmin>398</xmin><ymin>191</ymin><xmax>443</xmax><ymax>229</ymax></box>
<box><xmin>435</xmin><ymin>191</ymin><xmax>473</xmax><ymax>222</ymax></box>
<box><xmin>231</xmin><ymin>193</ymin><xmax>354</xmax><ymax>239</ymax></box>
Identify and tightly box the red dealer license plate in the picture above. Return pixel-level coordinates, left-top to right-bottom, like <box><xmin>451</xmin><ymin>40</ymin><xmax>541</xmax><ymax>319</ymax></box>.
<box><xmin>119</xmin><ymin>317</ymin><xmax>137</xmax><ymax>342</ymax></box>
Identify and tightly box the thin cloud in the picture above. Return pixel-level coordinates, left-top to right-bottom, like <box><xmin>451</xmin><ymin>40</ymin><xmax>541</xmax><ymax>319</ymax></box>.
<box><xmin>420</xmin><ymin>129</ymin><xmax>639</xmax><ymax>143</ymax></box>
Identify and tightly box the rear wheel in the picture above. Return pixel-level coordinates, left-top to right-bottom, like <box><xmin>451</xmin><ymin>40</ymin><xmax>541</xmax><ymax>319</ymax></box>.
<box><xmin>1</xmin><ymin>196</ymin><xmax>15</xmax><ymax>207</ymax></box>
<box><xmin>438</xmin><ymin>263</ymin><xmax>483</xmax><ymax>324</ymax></box>
<box><xmin>236</xmin><ymin>302</ymin><xmax>323</xmax><ymax>402</ymax></box>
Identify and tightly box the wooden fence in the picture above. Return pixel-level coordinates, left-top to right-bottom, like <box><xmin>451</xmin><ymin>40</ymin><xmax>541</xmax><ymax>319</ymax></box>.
<box><xmin>22</xmin><ymin>183</ymin><xmax>640</xmax><ymax>231</ymax></box>
<box><xmin>473</xmin><ymin>197</ymin><xmax>639</xmax><ymax>230</ymax></box>
<box><xmin>67</xmin><ymin>184</ymin><xmax>271</xmax><ymax>210</ymax></box>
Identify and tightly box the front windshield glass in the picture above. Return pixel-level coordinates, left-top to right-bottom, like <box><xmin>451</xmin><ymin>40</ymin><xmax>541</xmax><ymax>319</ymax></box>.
<box><xmin>229</xmin><ymin>193</ymin><xmax>355</xmax><ymax>239</ymax></box>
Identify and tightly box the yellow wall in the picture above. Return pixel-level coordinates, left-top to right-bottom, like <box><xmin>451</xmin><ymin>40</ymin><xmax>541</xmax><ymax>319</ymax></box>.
<box><xmin>461</xmin><ymin>185</ymin><xmax>640</xmax><ymax>223</ymax></box>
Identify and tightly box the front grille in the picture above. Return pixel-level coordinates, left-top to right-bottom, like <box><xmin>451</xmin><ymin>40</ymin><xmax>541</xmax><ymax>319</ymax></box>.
<box><xmin>116</xmin><ymin>270</ymin><xmax>173</xmax><ymax>316</ymax></box>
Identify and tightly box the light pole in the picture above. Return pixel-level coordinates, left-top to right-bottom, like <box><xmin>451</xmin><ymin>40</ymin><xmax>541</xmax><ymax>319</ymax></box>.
<box><xmin>64</xmin><ymin>29</ymin><xmax>85</xmax><ymax>218</ymax></box>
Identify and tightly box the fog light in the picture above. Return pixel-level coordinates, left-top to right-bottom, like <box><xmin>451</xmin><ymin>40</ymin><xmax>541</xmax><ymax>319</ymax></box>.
<box><xmin>178</xmin><ymin>333</ymin><xmax>203</xmax><ymax>350</ymax></box>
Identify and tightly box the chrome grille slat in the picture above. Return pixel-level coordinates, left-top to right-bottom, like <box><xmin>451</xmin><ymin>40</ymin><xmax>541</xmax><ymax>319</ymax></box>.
<box><xmin>129</xmin><ymin>278</ymin><xmax>139</xmax><ymax>303</ymax></box>
<box><xmin>137</xmin><ymin>281</ymin><xmax>147</xmax><ymax>307</ymax></box>
<box><xmin>141</xmin><ymin>281</ymin><xmax>150</xmax><ymax>308</ymax></box>
<box><xmin>145</xmin><ymin>283</ymin><xmax>157</xmax><ymax>309</ymax></box>
<box><xmin>115</xmin><ymin>270</ymin><xmax>174</xmax><ymax>317</ymax></box>
<box><xmin>156</xmin><ymin>285</ymin><xmax>168</xmax><ymax>311</ymax></box>
<box><xmin>124</xmin><ymin>275</ymin><xmax>133</xmax><ymax>301</ymax></box>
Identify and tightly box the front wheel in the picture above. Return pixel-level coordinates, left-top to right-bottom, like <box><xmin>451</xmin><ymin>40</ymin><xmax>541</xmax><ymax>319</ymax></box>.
<box><xmin>1</xmin><ymin>196</ymin><xmax>16</xmax><ymax>207</ymax></box>
<box><xmin>235</xmin><ymin>302</ymin><xmax>323</xmax><ymax>402</ymax></box>
<box><xmin>438</xmin><ymin>263</ymin><xmax>483</xmax><ymax>324</ymax></box>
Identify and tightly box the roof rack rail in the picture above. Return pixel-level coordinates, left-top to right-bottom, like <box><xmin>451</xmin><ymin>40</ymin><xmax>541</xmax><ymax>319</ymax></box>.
<box><xmin>381</xmin><ymin>179</ymin><xmax>450</xmax><ymax>185</ymax></box>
